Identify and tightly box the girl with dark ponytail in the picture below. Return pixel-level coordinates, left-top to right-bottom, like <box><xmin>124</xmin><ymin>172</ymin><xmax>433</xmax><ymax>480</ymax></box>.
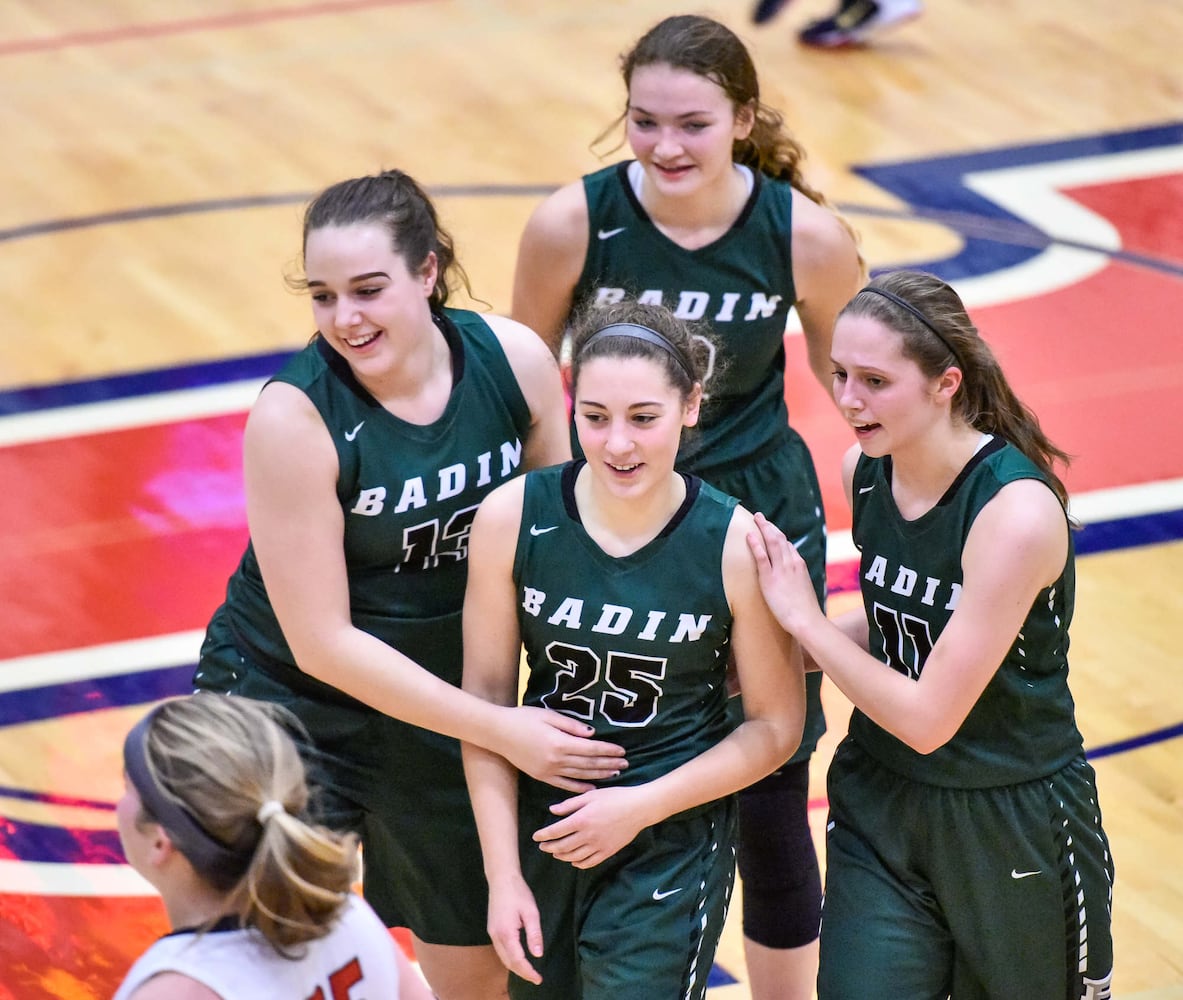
<box><xmin>193</xmin><ymin>167</ymin><xmax>626</xmax><ymax>999</ymax></box>
<box><xmin>844</xmin><ymin>269</ymin><xmax>1070</xmax><ymax>503</ymax></box>
<box><xmin>748</xmin><ymin>271</ymin><xmax>1114</xmax><ymax>999</ymax></box>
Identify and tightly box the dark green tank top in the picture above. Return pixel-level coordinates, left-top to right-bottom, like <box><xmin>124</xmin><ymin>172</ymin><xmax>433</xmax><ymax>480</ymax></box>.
<box><xmin>216</xmin><ymin>309</ymin><xmax>532</xmax><ymax>686</ymax></box>
<box><xmin>514</xmin><ymin>462</ymin><xmax>737</xmax><ymax>794</ymax></box>
<box><xmin>575</xmin><ymin>161</ymin><xmax>797</xmax><ymax>474</ymax></box>
<box><xmin>848</xmin><ymin>437</ymin><xmax>1085</xmax><ymax>786</ymax></box>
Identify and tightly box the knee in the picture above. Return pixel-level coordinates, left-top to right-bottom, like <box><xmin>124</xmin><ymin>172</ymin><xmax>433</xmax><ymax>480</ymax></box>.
<box><xmin>413</xmin><ymin>941</ymin><xmax>508</xmax><ymax>1000</ymax></box>
<box><xmin>741</xmin><ymin>872</ymin><xmax>822</xmax><ymax>948</ymax></box>
<box><xmin>736</xmin><ymin>765</ymin><xmax>822</xmax><ymax>948</ymax></box>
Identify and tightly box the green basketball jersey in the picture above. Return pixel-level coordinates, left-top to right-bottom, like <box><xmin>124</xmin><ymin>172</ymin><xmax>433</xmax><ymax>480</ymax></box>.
<box><xmin>514</xmin><ymin>462</ymin><xmax>737</xmax><ymax>792</ymax></box>
<box><xmin>213</xmin><ymin>309</ymin><xmax>532</xmax><ymax>687</ymax></box>
<box><xmin>848</xmin><ymin>437</ymin><xmax>1085</xmax><ymax>787</ymax></box>
<box><xmin>575</xmin><ymin>162</ymin><xmax>797</xmax><ymax>474</ymax></box>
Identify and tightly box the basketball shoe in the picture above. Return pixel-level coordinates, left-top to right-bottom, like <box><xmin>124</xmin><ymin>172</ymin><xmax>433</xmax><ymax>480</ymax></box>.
<box><xmin>798</xmin><ymin>0</ymin><xmax>924</xmax><ymax>47</ymax></box>
<box><xmin>751</xmin><ymin>0</ymin><xmax>796</xmax><ymax>24</ymax></box>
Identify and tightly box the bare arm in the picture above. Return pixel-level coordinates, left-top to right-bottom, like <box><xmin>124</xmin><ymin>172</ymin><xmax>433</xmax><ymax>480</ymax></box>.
<box><xmin>797</xmin><ymin>607</ymin><xmax>868</xmax><ymax>673</ymax></box>
<box><xmin>483</xmin><ymin>313</ymin><xmax>571</xmax><ymax>470</ymax></box>
<box><xmin>244</xmin><ymin>385</ymin><xmax>620</xmax><ymax>782</ymax></box>
<box><xmin>510</xmin><ymin>182</ymin><xmax>589</xmax><ymax>356</ymax></box>
<box><xmin>791</xmin><ymin>192</ymin><xmax>866</xmax><ymax>391</ymax></box>
<box><xmin>244</xmin><ymin>383</ymin><xmax>498</xmax><ymax>740</ymax></box>
<box><xmin>460</xmin><ymin>481</ymin><xmax>543</xmax><ymax>984</ymax></box>
<box><xmin>749</xmin><ymin>481</ymin><xmax>1068</xmax><ymax>754</ymax></box>
<box><xmin>534</xmin><ymin>507</ymin><xmax>805</xmax><ymax>868</ymax></box>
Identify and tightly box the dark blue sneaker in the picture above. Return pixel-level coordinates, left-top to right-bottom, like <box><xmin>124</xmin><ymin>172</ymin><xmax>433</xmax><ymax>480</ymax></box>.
<box><xmin>798</xmin><ymin>0</ymin><xmax>923</xmax><ymax>47</ymax></box>
<box><xmin>752</xmin><ymin>0</ymin><xmax>795</xmax><ymax>25</ymax></box>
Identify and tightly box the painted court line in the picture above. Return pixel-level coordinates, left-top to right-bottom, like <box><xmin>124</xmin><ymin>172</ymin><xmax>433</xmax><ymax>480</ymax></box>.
<box><xmin>0</xmin><ymin>381</ymin><xmax>262</xmax><ymax>447</ymax></box>
<box><xmin>0</xmin><ymin>0</ymin><xmax>421</xmax><ymax>57</ymax></box>
<box><xmin>0</xmin><ymin>632</ymin><xmax>203</xmax><ymax>694</ymax></box>
<box><xmin>1</xmin><ymin>479</ymin><xmax>1180</xmax><ymax>694</ymax></box>
<box><xmin>0</xmin><ymin>859</ymin><xmax>154</xmax><ymax>896</ymax></box>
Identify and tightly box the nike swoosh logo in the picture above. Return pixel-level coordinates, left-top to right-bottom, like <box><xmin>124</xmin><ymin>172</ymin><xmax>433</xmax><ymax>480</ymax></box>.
<box><xmin>1010</xmin><ymin>869</ymin><xmax>1041</xmax><ymax>880</ymax></box>
<box><xmin>529</xmin><ymin>524</ymin><xmax>558</xmax><ymax>536</ymax></box>
<box><xmin>790</xmin><ymin>534</ymin><xmax>810</xmax><ymax>549</ymax></box>
<box><xmin>651</xmin><ymin>887</ymin><xmax>683</xmax><ymax>901</ymax></box>
<box><xmin>597</xmin><ymin>227</ymin><xmax>626</xmax><ymax>240</ymax></box>
<box><xmin>344</xmin><ymin>421</ymin><xmax>365</xmax><ymax>442</ymax></box>
<box><xmin>858</xmin><ymin>485</ymin><xmax>875</xmax><ymax>494</ymax></box>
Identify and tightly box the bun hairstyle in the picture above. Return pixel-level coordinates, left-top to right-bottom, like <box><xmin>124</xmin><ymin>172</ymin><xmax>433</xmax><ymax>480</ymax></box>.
<box><xmin>124</xmin><ymin>694</ymin><xmax>359</xmax><ymax>954</ymax></box>
<box><xmin>568</xmin><ymin>299</ymin><xmax>719</xmax><ymax>402</ymax></box>
<box><xmin>845</xmin><ymin>270</ymin><xmax>1071</xmax><ymax>506</ymax></box>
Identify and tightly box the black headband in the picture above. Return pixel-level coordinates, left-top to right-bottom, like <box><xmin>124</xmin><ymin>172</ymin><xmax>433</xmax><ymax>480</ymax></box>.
<box><xmin>579</xmin><ymin>323</ymin><xmax>695</xmax><ymax>382</ymax></box>
<box><xmin>123</xmin><ymin>705</ymin><xmax>254</xmax><ymax>879</ymax></box>
<box><xmin>857</xmin><ymin>286</ymin><xmax>965</xmax><ymax>370</ymax></box>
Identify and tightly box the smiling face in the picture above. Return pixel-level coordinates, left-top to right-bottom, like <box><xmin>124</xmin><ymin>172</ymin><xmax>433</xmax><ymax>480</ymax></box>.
<box><xmin>304</xmin><ymin>222</ymin><xmax>437</xmax><ymax>374</ymax></box>
<box><xmin>831</xmin><ymin>313</ymin><xmax>957</xmax><ymax>457</ymax></box>
<box><xmin>573</xmin><ymin>354</ymin><xmax>700</xmax><ymax>498</ymax></box>
<box><xmin>625</xmin><ymin>62</ymin><xmax>752</xmax><ymax>197</ymax></box>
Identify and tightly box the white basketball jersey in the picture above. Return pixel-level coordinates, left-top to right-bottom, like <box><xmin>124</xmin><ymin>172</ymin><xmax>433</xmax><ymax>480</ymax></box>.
<box><xmin>112</xmin><ymin>894</ymin><xmax>403</xmax><ymax>999</ymax></box>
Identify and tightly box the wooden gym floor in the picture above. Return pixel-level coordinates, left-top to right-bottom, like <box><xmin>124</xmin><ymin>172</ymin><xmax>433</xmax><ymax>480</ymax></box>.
<box><xmin>0</xmin><ymin>1</ymin><xmax>1180</xmax><ymax>996</ymax></box>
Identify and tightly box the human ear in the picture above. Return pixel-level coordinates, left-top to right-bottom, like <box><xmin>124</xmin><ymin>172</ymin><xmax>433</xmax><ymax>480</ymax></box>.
<box><xmin>417</xmin><ymin>251</ymin><xmax>438</xmax><ymax>295</ymax></box>
<box><xmin>683</xmin><ymin>383</ymin><xmax>704</xmax><ymax>428</ymax></box>
<box><xmin>934</xmin><ymin>366</ymin><xmax>963</xmax><ymax>402</ymax></box>
<box><xmin>733</xmin><ymin>101</ymin><xmax>756</xmax><ymax>142</ymax></box>
<box><xmin>148</xmin><ymin>825</ymin><xmax>179</xmax><ymax>868</ymax></box>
